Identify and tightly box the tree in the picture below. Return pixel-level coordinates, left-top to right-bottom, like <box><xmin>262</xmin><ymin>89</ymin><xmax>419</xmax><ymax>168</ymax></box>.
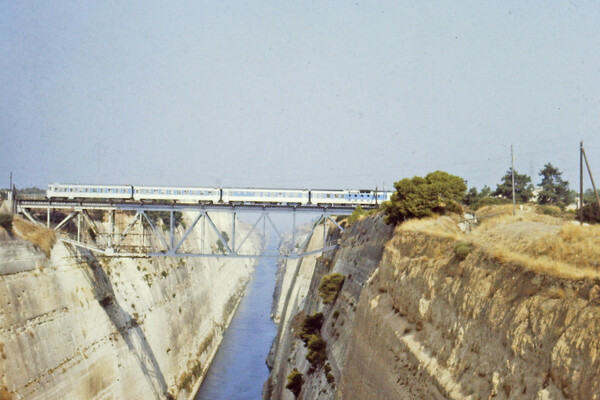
<box><xmin>463</xmin><ymin>185</ymin><xmax>493</xmax><ymax>208</ymax></box>
<box><xmin>537</xmin><ymin>163</ymin><xmax>573</xmax><ymax>208</ymax></box>
<box><xmin>584</xmin><ymin>188</ymin><xmax>600</xmax><ymax>204</ymax></box>
<box><xmin>464</xmin><ymin>187</ymin><xmax>479</xmax><ymax>206</ymax></box>
<box><xmin>493</xmin><ymin>169</ymin><xmax>534</xmax><ymax>203</ymax></box>
<box><xmin>383</xmin><ymin>171</ymin><xmax>467</xmax><ymax>225</ymax></box>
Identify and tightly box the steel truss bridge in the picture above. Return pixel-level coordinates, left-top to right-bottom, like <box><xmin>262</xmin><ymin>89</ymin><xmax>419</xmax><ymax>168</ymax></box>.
<box><xmin>16</xmin><ymin>200</ymin><xmax>369</xmax><ymax>259</ymax></box>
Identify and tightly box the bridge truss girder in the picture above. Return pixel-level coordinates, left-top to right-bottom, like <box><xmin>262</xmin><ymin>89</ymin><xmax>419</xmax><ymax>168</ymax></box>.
<box><xmin>16</xmin><ymin>201</ymin><xmax>356</xmax><ymax>259</ymax></box>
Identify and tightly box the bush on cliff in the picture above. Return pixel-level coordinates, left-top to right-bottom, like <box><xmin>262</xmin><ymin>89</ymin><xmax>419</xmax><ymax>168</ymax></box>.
<box><xmin>382</xmin><ymin>171</ymin><xmax>467</xmax><ymax>225</ymax></box>
<box><xmin>298</xmin><ymin>312</ymin><xmax>324</xmax><ymax>344</ymax></box>
<box><xmin>454</xmin><ymin>242</ymin><xmax>472</xmax><ymax>260</ymax></box>
<box><xmin>0</xmin><ymin>213</ymin><xmax>13</xmax><ymax>233</ymax></box>
<box><xmin>305</xmin><ymin>334</ymin><xmax>327</xmax><ymax>369</ymax></box>
<box><xmin>285</xmin><ymin>368</ymin><xmax>304</xmax><ymax>397</ymax></box>
<box><xmin>319</xmin><ymin>273</ymin><xmax>345</xmax><ymax>304</ymax></box>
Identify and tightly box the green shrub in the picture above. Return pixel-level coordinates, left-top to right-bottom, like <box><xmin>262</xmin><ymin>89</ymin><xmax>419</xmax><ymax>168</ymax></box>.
<box><xmin>319</xmin><ymin>274</ymin><xmax>345</xmax><ymax>304</ymax></box>
<box><xmin>306</xmin><ymin>334</ymin><xmax>327</xmax><ymax>369</ymax></box>
<box><xmin>454</xmin><ymin>242</ymin><xmax>472</xmax><ymax>260</ymax></box>
<box><xmin>299</xmin><ymin>312</ymin><xmax>324</xmax><ymax>343</ymax></box>
<box><xmin>285</xmin><ymin>368</ymin><xmax>304</xmax><ymax>397</ymax></box>
<box><xmin>536</xmin><ymin>205</ymin><xmax>562</xmax><ymax>217</ymax></box>
<box><xmin>0</xmin><ymin>213</ymin><xmax>13</xmax><ymax>232</ymax></box>
<box><xmin>471</xmin><ymin>196</ymin><xmax>510</xmax><ymax>210</ymax></box>
<box><xmin>383</xmin><ymin>171</ymin><xmax>467</xmax><ymax>225</ymax></box>
<box><xmin>347</xmin><ymin>205</ymin><xmax>366</xmax><ymax>225</ymax></box>
<box><xmin>582</xmin><ymin>203</ymin><xmax>600</xmax><ymax>224</ymax></box>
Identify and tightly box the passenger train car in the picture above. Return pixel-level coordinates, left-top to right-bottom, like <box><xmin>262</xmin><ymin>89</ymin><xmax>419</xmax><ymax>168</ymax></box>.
<box><xmin>47</xmin><ymin>183</ymin><xmax>393</xmax><ymax>206</ymax></box>
<box><xmin>47</xmin><ymin>183</ymin><xmax>133</xmax><ymax>200</ymax></box>
<box><xmin>221</xmin><ymin>188</ymin><xmax>309</xmax><ymax>205</ymax></box>
<box><xmin>133</xmin><ymin>185</ymin><xmax>220</xmax><ymax>204</ymax></box>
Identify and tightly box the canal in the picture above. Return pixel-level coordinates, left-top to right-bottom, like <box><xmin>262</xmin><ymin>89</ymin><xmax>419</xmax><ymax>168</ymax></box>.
<box><xmin>194</xmin><ymin>254</ymin><xmax>278</xmax><ymax>399</ymax></box>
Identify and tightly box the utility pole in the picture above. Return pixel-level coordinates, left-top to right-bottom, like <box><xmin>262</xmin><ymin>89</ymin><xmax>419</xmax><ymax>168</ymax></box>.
<box><xmin>582</xmin><ymin>143</ymin><xmax>600</xmax><ymax>207</ymax></box>
<box><xmin>511</xmin><ymin>145</ymin><xmax>516</xmax><ymax>216</ymax></box>
<box><xmin>580</xmin><ymin>141</ymin><xmax>584</xmax><ymax>225</ymax></box>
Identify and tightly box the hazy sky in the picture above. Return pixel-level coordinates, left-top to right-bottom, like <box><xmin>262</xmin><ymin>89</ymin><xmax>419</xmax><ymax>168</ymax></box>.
<box><xmin>2</xmin><ymin>1</ymin><xmax>600</xmax><ymax>192</ymax></box>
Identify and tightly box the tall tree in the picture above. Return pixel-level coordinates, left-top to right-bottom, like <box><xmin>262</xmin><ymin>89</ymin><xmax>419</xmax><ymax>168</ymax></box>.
<box><xmin>383</xmin><ymin>170</ymin><xmax>466</xmax><ymax>225</ymax></box>
<box><xmin>493</xmin><ymin>169</ymin><xmax>534</xmax><ymax>203</ymax></box>
<box><xmin>537</xmin><ymin>163</ymin><xmax>573</xmax><ymax>208</ymax></box>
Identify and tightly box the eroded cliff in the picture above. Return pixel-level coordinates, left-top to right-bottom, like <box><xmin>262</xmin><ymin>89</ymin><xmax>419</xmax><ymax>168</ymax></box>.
<box><xmin>265</xmin><ymin>212</ymin><xmax>600</xmax><ymax>400</ymax></box>
<box><xmin>0</xmin><ymin>213</ymin><xmax>261</xmax><ymax>400</ymax></box>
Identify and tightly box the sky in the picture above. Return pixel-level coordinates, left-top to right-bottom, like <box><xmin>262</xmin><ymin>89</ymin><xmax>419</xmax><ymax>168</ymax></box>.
<box><xmin>2</xmin><ymin>1</ymin><xmax>600</xmax><ymax>192</ymax></box>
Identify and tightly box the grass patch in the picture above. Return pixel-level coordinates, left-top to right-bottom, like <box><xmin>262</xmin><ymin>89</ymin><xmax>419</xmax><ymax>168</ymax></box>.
<box><xmin>319</xmin><ymin>274</ymin><xmax>345</xmax><ymax>304</ymax></box>
<box><xmin>536</xmin><ymin>204</ymin><xmax>563</xmax><ymax>217</ymax></box>
<box><xmin>12</xmin><ymin>217</ymin><xmax>56</xmax><ymax>257</ymax></box>
<box><xmin>398</xmin><ymin>205</ymin><xmax>600</xmax><ymax>280</ymax></box>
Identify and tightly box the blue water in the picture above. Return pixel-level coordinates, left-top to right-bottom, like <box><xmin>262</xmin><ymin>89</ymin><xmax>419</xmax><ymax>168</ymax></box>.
<box><xmin>194</xmin><ymin>256</ymin><xmax>278</xmax><ymax>400</ymax></box>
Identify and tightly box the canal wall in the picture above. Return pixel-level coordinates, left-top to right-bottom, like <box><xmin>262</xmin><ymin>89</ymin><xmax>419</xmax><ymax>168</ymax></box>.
<box><xmin>264</xmin><ymin>214</ymin><xmax>600</xmax><ymax>400</ymax></box>
<box><xmin>263</xmin><ymin>215</ymin><xmax>393</xmax><ymax>399</ymax></box>
<box><xmin>0</xmin><ymin>213</ymin><xmax>261</xmax><ymax>400</ymax></box>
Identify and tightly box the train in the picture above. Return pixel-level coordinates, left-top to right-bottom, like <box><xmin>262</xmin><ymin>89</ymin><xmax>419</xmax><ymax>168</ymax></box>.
<box><xmin>46</xmin><ymin>183</ymin><xmax>393</xmax><ymax>206</ymax></box>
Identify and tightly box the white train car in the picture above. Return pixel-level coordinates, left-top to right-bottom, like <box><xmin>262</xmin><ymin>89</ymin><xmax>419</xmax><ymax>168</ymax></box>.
<box><xmin>47</xmin><ymin>183</ymin><xmax>133</xmax><ymax>200</ymax></box>
<box><xmin>311</xmin><ymin>189</ymin><xmax>393</xmax><ymax>205</ymax></box>
<box><xmin>221</xmin><ymin>188</ymin><xmax>309</xmax><ymax>205</ymax></box>
<box><xmin>133</xmin><ymin>186</ymin><xmax>220</xmax><ymax>204</ymax></box>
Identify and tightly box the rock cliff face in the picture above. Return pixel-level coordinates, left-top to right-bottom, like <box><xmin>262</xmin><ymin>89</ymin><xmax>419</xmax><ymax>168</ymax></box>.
<box><xmin>0</xmin><ymin>213</ymin><xmax>261</xmax><ymax>400</ymax></box>
<box><xmin>263</xmin><ymin>216</ymin><xmax>393</xmax><ymax>399</ymax></box>
<box><xmin>265</xmin><ymin>216</ymin><xmax>600</xmax><ymax>400</ymax></box>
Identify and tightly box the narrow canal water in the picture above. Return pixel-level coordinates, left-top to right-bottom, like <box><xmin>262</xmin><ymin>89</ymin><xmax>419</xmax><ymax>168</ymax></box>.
<box><xmin>194</xmin><ymin>255</ymin><xmax>278</xmax><ymax>400</ymax></box>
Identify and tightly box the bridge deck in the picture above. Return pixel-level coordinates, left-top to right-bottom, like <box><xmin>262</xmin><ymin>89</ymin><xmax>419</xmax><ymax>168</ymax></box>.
<box><xmin>15</xmin><ymin>199</ymin><xmax>364</xmax><ymax>259</ymax></box>
<box><xmin>17</xmin><ymin>199</ymin><xmax>373</xmax><ymax>215</ymax></box>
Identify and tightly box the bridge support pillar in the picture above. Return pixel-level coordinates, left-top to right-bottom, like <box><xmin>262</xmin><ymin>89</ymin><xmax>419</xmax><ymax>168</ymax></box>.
<box><xmin>6</xmin><ymin>190</ymin><xmax>15</xmax><ymax>215</ymax></box>
<box><xmin>108</xmin><ymin>210</ymin><xmax>115</xmax><ymax>248</ymax></box>
<box><xmin>77</xmin><ymin>212</ymin><xmax>82</xmax><ymax>242</ymax></box>
<box><xmin>231</xmin><ymin>212</ymin><xmax>236</xmax><ymax>254</ymax></box>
